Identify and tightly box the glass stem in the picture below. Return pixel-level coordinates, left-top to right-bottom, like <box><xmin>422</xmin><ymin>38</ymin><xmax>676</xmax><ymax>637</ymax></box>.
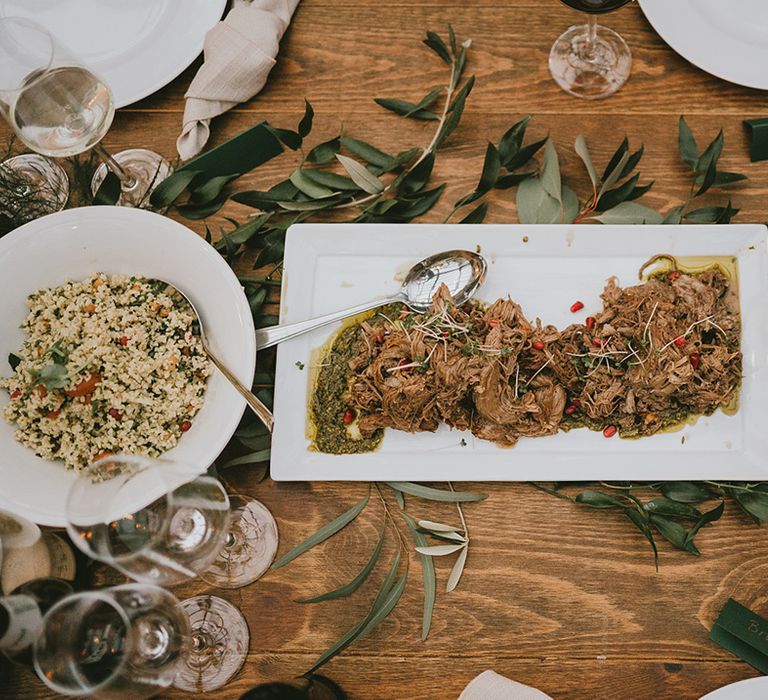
<box><xmin>93</xmin><ymin>143</ymin><xmax>137</xmax><ymax>189</ymax></box>
<box><xmin>585</xmin><ymin>15</ymin><xmax>598</xmax><ymax>57</ymax></box>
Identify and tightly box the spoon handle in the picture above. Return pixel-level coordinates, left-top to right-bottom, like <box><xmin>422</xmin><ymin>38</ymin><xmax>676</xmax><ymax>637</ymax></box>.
<box><xmin>255</xmin><ymin>294</ymin><xmax>402</xmax><ymax>349</ymax></box>
<box><xmin>204</xmin><ymin>344</ymin><xmax>274</xmax><ymax>432</ymax></box>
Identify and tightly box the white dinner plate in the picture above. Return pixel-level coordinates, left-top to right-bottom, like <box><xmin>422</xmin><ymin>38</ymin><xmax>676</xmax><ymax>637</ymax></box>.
<box><xmin>271</xmin><ymin>223</ymin><xmax>768</xmax><ymax>482</ymax></box>
<box><xmin>639</xmin><ymin>0</ymin><xmax>768</xmax><ymax>89</ymax></box>
<box><xmin>0</xmin><ymin>207</ymin><xmax>255</xmax><ymax>525</ymax></box>
<box><xmin>700</xmin><ymin>677</ymin><xmax>768</xmax><ymax>700</ymax></box>
<box><xmin>0</xmin><ymin>0</ymin><xmax>226</xmax><ymax>107</ymax></box>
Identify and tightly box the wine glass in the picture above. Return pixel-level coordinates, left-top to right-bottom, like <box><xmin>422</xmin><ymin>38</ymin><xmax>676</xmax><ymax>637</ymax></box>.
<box><xmin>0</xmin><ymin>16</ymin><xmax>170</xmax><ymax>207</ymax></box>
<box><xmin>549</xmin><ymin>0</ymin><xmax>633</xmax><ymax>99</ymax></box>
<box><xmin>33</xmin><ymin>583</ymin><xmax>251</xmax><ymax>696</ymax></box>
<box><xmin>66</xmin><ymin>454</ymin><xmax>279</xmax><ymax>590</ymax></box>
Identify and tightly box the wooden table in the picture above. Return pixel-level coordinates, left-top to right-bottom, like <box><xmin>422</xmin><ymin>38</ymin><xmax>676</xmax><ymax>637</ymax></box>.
<box><xmin>5</xmin><ymin>1</ymin><xmax>768</xmax><ymax>698</ymax></box>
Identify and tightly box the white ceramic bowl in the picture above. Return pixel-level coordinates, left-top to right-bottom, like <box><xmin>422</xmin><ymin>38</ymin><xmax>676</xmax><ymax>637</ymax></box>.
<box><xmin>0</xmin><ymin>206</ymin><xmax>256</xmax><ymax>526</ymax></box>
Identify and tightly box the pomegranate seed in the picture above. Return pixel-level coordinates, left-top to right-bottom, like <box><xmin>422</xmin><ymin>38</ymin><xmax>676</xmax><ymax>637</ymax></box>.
<box><xmin>532</xmin><ymin>340</ymin><xmax>545</xmax><ymax>350</ymax></box>
<box><xmin>570</xmin><ymin>301</ymin><xmax>584</xmax><ymax>313</ymax></box>
<box><xmin>108</xmin><ymin>408</ymin><xmax>123</xmax><ymax>421</ymax></box>
<box><xmin>180</xmin><ymin>420</ymin><xmax>192</xmax><ymax>432</ymax></box>
<box><xmin>488</xmin><ymin>320</ymin><xmax>499</xmax><ymax>329</ymax></box>
<box><xmin>673</xmin><ymin>336</ymin><xmax>686</xmax><ymax>348</ymax></box>
<box><xmin>603</xmin><ymin>425</ymin><xmax>617</xmax><ymax>438</ymax></box>
<box><xmin>564</xmin><ymin>403</ymin><xmax>578</xmax><ymax>415</ymax></box>
<box><xmin>374</xmin><ymin>331</ymin><xmax>384</xmax><ymax>344</ymax></box>
<box><xmin>667</xmin><ymin>271</ymin><xmax>681</xmax><ymax>281</ymax></box>
<box><xmin>399</xmin><ymin>359</ymin><xmax>410</xmax><ymax>367</ymax></box>
<box><xmin>690</xmin><ymin>353</ymin><xmax>701</xmax><ymax>370</ymax></box>
<box><xmin>119</xmin><ymin>335</ymin><xmax>128</xmax><ymax>346</ymax></box>
<box><xmin>45</xmin><ymin>409</ymin><xmax>61</xmax><ymax>419</ymax></box>
<box><xmin>443</xmin><ymin>331</ymin><xmax>450</xmax><ymax>337</ymax></box>
<box><xmin>343</xmin><ymin>408</ymin><xmax>355</xmax><ymax>425</ymax></box>
<box><xmin>10</xmin><ymin>390</ymin><xmax>20</xmax><ymax>399</ymax></box>
<box><xmin>585</xmin><ymin>316</ymin><xmax>596</xmax><ymax>331</ymax></box>
<box><xmin>592</xmin><ymin>337</ymin><xmax>603</xmax><ymax>347</ymax></box>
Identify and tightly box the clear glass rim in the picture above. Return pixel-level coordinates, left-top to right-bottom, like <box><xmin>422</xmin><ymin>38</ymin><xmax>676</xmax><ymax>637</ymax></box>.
<box><xmin>33</xmin><ymin>589</ymin><xmax>133</xmax><ymax>696</ymax></box>
<box><xmin>0</xmin><ymin>16</ymin><xmax>55</xmax><ymax>94</ymax></box>
<box><xmin>66</xmin><ymin>454</ymin><xmax>225</xmax><ymax>566</ymax></box>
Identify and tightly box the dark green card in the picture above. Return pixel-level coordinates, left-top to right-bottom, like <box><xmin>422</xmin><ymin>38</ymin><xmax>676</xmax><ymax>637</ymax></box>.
<box><xmin>710</xmin><ymin>598</ymin><xmax>768</xmax><ymax>674</ymax></box>
<box><xmin>743</xmin><ymin>118</ymin><xmax>768</xmax><ymax>162</ymax></box>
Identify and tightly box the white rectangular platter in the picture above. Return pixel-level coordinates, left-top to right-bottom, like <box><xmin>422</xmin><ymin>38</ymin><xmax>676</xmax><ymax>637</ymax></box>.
<box><xmin>271</xmin><ymin>224</ymin><xmax>768</xmax><ymax>481</ymax></box>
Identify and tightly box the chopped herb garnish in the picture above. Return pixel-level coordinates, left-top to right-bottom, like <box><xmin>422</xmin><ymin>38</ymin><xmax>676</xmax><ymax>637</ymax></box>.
<box><xmin>8</xmin><ymin>353</ymin><xmax>20</xmax><ymax>371</ymax></box>
<box><xmin>295</xmin><ymin>361</ymin><xmax>305</xmax><ymax>370</ymax></box>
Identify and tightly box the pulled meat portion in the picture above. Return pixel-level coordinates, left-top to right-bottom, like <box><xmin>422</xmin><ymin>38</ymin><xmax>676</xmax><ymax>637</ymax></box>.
<box><xmin>327</xmin><ymin>261</ymin><xmax>741</xmax><ymax>450</ymax></box>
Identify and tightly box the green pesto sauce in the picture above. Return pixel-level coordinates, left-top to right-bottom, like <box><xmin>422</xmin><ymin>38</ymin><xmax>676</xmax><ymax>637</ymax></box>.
<box><xmin>309</xmin><ymin>305</ymin><xmax>401</xmax><ymax>454</ymax></box>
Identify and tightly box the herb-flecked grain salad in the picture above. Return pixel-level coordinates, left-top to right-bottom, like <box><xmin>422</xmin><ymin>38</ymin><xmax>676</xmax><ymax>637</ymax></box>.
<box><xmin>0</xmin><ymin>274</ymin><xmax>211</xmax><ymax>470</ymax></box>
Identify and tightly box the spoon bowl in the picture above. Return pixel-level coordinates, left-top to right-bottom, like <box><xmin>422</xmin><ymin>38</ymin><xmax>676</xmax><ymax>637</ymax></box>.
<box><xmin>255</xmin><ymin>250</ymin><xmax>487</xmax><ymax>349</ymax></box>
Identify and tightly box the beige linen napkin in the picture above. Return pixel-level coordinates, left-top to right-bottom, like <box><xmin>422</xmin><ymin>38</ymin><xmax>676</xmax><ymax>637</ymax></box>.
<box><xmin>176</xmin><ymin>0</ymin><xmax>300</xmax><ymax>161</ymax></box>
<box><xmin>458</xmin><ymin>670</ymin><xmax>553</xmax><ymax>700</ymax></box>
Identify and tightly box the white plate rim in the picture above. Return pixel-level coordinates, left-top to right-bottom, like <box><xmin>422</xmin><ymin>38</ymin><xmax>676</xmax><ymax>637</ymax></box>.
<box><xmin>0</xmin><ymin>0</ymin><xmax>227</xmax><ymax>107</ymax></box>
<box><xmin>699</xmin><ymin>676</ymin><xmax>768</xmax><ymax>700</ymax></box>
<box><xmin>271</xmin><ymin>223</ymin><xmax>768</xmax><ymax>482</ymax></box>
<box><xmin>639</xmin><ymin>0</ymin><xmax>768</xmax><ymax>90</ymax></box>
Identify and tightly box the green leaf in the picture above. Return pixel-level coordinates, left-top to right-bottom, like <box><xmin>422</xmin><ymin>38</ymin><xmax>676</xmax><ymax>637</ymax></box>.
<box><xmin>732</xmin><ymin>489</ymin><xmax>768</xmax><ymax>522</ymax></box>
<box><xmin>625</xmin><ymin>508</ymin><xmax>659</xmax><ymax>570</ymax></box>
<box><xmin>696</xmin><ymin>129</ymin><xmax>724</xmax><ymax>175</ymax></box>
<box><xmin>254</xmin><ymin>228</ymin><xmax>286</xmax><ymax>266</ymax></box>
<box><xmin>561</xmin><ymin>184</ymin><xmax>579</xmax><ymax>225</ymax></box>
<box><xmin>357</xmin><ymin>569</ymin><xmax>408</xmax><ymax>640</ymax></box>
<box><xmin>307</xmin><ymin>551</ymin><xmax>403</xmax><ymax>673</ymax></box>
<box><xmin>386</xmin><ymin>482</ymin><xmax>487</xmax><ymax>502</ymax></box>
<box><xmin>406</xmin><ymin>86</ymin><xmax>444</xmax><ymax>116</ymax></box>
<box><xmin>448</xmin><ymin>24</ymin><xmax>457</xmax><ymax>55</ymax></box>
<box><xmin>37</xmin><ymin>362</ymin><xmax>69</xmax><ymax>389</ymax></box>
<box><xmin>213</xmin><ymin>213</ymin><xmax>273</xmax><ymax>251</ymax></box>
<box><xmin>403</xmin><ymin>513</ymin><xmax>436</xmax><ymax>640</ymax></box>
<box><xmin>298</xmin><ymin>529</ymin><xmax>385</xmax><ymax>603</ymax></box>
<box><xmin>149</xmin><ymin>169</ymin><xmax>202</xmax><ymax>208</ymax></box>
<box><xmin>423</xmin><ymin>29</ymin><xmax>451</xmax><ymax>63</ymax></box>
<box><xmin>417</xmin><ymin>520</ymin><xmax>462</xmax><ymax>533</ymax></box>
<box><xmin>618</xmin><ymin>146</ymin><xmax>645</xmax><ymax>181</ymax></box>
<box><xmin>678</xmin><ymin>116</ymin><xmax>699</xmax><ymax>169</ymax></box>
<box><xmin>504</xmin><ymin>137</ymin><xmax>546</xmax><ymax>172</ymax></box>
<box><xmin>663</xmin><ymin>205</ymin><xmax>685</xmax><ymax>225</ymax></box>
<box><xmin>289</xmin><ymin>168</ymin><xmax>337</xmax><ymax>198</ymax></box>
<box><xmin>684</xmin><ymin>203</ymin><xmax>740</xmax><ymax>224</ymax></box>
<box><xmin>592</xmin><ymin>201</ymin><xmax>662</xmax><ymax>225</ymax></box>
<box><xmin>495</xmin><ymin>172</ymin><xmax>534</xmax><ymax>189</ymax></box>
<box><xmin>452</xmin><ymin>44</ymin><xmax>468</xmax><ymax>89</ymax></box>
<box><xmin>575</xmin><ymin>491</ymin><xmax>625</xmax><ymax>508</ymax></box>
<box><xmin>266</xmin><ymin>125</ymin><xmax>302</xmax><ymax>150</ymax></box>
<box><xmin>93</xmin><ymin>171</ymin><xmax>121</xmax><ymax>205</ymax></box>
<box><xmin>298</xmin><ymin>99</ymin><xmax>314</xmax><ymax>138</ymax></box>
<box><xmin>275</xmin><ymin>195</ymin><xmax>348</xmax><ymax>212</ymax></box>
<box><xmin>387</xmin><ymin>483</ymin><xmax>406</xmax><ymax>510</ymax></box>
<box><xmin>650</xmin><ymin>515</ymin><xmax>699</xmax><ymax>555</ymax></box>
<box><xmin>307</xmin><ymin>136</ymin><xmax>341</xmax><ymax>164</ymax></box>
<box><xmin>459</xmin><ymin>203</ymin><xmax>487</xmax><ymax>223</ymax></box>
<box><xmin>597</xmin><ymin>174</ymin><xmax>654</xmax><ymax>212</ymax></box>
<box><xmin>415</xmin><ymin>543</ymin><xmax>465</xmax><ymax>556</ymax></box>
<box><xmin>477</xmin><ymin>142</ymin><xmax>501</xmax><ymax>193</ymax></box>
<box><xmin>695</xmin><ymin>156</ymin><xmax>718</xmax><ymax>197</ymax></box>
<box><xmin>498</xmin><ymin>115</ymin><xmax>532</xmax><ymax>166</ymax></box>
<box><xmin>539</xmin><ymin>138</ymin><xmax>562</xmax><ymax>203</ymax></box>
<box><xmin>8</xmin><ymin>353</ymin><xmax>20</xmax><ymax>371</ymax></box>
<box><xmin>302</xmin><ymin>169</ymin><xmax>358</xmax><ymax>191</ymax></box>
<box><xmin>374</xmin><ymin>97</ymin><xmax>439</xmax><ymax>121</ymax></box>
<box><xmin>189</xmin><ymin>173</ymin><xmax>239</xmax><ymax>204</ymax></box>
<box><xmin>336</xmin><ymin>154</ymin><xmax>385</xmax><ymax>194</ymax></box>
<box><xmin>383</xmin><ymin>184</ymin><xmax>445</xmax><ymax>221</ymax></box>
<box><xmin>272</xmin><ymin>488</ymin><xmax>370</xmax><ymax>569</ymax></box>
<box><xmin>516</xmin><ymin>177</ymin><xmax>562</xmax><ymax>224</ymax></box>
<box><xmin>340</xmin><ymin>137</ymin><xmax>393</xmax><ymax>168</ymax></box>
<box><xmin>685</xmin><ymin>501</ymin><xmax>725</xmax><ymax>545</ymax></box>
<box><xmin>643</xmin><ymin>498</ymin><xmax>702</xmax><ymax>519</ymax></box>
<box><xmin>220</xmin><ymin>449</ymin><xmax>270</xmax><ymax>468</ymax></box>
<box><xmin>661</xmin><ymin>481</ymin><xmax>716</xmax><ymax>504</ymax></box>
<box><xmin>699</xmin><ymin>171</ymin><xmax>747</xmax><ymax>186</ymax></box>
<box><xmin>574</xmin><ymin>134</ymin><xmax>598</xmax><ymax>188</ymax></box>
<box><xmin>231</xmin><ymin>190</ymin><xmax>281</xmax><ymax>210</ymax></box>
<box><xmin>400</xmin><ymin>153</ymin><xmax>435</xmax><ymax>195</ymax></box>
<box><xmin>602</xmin><ymin>137</ymin><xmax>629</xmax><ymax>181</ymax></box>
<box><xmin>598</xmin><ymin>150</ymin><xmax>630</xmax><ymax>199</ymax></box>
<box><xmin>176</xmin><ymin>195</ymin><xmax>228</xmax><ymax>220</ymax></box>
<box><xmin>446</xmin><ymin>544</ymin><xmax>468</xmax><ymax>592</ymax></box>
<box><xmin>436</xmin><ymin>75</ymin><xmax>475</xmax><ymax>147</ymax></box>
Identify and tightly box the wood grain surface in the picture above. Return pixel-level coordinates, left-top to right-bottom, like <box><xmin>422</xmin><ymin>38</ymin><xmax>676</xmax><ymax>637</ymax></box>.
<box><xmin>4</xmin><ymin>1</ymin><xmax>768</xmax><ymax>699</ymax></box>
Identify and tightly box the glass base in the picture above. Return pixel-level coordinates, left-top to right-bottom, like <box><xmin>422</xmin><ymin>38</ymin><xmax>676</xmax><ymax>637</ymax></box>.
<box><xmin>175</xmin><ymin>595</ymin><xmax>249</xmax><ymax>693</ymax></box>
<box><xmin>549</xmin><ymin>23</ymin><xmax>632</xmax><ymax>99</ymax></box>
<box><xmin>0</xmin><ymin>154</ymin><xmax>69</xmax><ymax>221</ymax></box>
<box><xmin>204</xmin><ymin>500</ymin><xmax>278</xmax><ymax>589</ymax></box>
<box><xmin>91</xmin><ymin>148</ymin><xmax>171</xmax><ymax>207</ymax></box>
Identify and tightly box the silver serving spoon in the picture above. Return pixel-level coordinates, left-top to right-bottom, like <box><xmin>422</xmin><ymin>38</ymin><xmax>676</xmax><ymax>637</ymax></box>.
<box><xmin>151</xmin><ymin>279</ymin><xmax>274</xmax><ymax>432</ymax></box>
<box><xmin>255</xmin><ymin>250</ymin><xmax>487</xmax><ymax>349</ymax></box>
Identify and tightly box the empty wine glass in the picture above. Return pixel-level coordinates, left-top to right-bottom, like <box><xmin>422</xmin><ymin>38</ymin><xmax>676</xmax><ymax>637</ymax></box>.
<box><xmin>549</xmin><ymin>0</ymin><xmax>633</xmax><ymax>99</ymax></box>
<box><xmin>0</xmin><ymin>16</ymin><xmax>170</xmax><ymax>207</ymax></box>
<box><xmin>33</xmin><ymin>583</ymin><xmax>250</xmax><ymax>696</ymax></box>
<box><xmin>66</xmin><ymin>454</ymin><xmax>231</xmax><ymax>587</ymax></box>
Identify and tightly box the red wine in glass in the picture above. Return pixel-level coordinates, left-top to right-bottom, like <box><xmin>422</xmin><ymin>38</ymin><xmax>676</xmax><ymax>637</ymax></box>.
<box><xmin>560</xmin><ymin>0</ymin><xmax>632</xmax><ymax>13</ymax></box>
<box><xmin>550</xmin><ymin>0</ymin><xmax>633</xmax><ymax>98</ymax></box>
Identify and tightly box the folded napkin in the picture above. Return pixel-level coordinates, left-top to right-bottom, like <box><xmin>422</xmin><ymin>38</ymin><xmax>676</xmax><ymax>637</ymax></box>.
<box><xmin>176</xmin><ymin>0</ymin><xmax>300</xmax><ymax>161</ymax></box>
<box><xmin>459</xmin><ymin>671</ymin><xmax>553</xmax><ymax>700</ymax></box>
